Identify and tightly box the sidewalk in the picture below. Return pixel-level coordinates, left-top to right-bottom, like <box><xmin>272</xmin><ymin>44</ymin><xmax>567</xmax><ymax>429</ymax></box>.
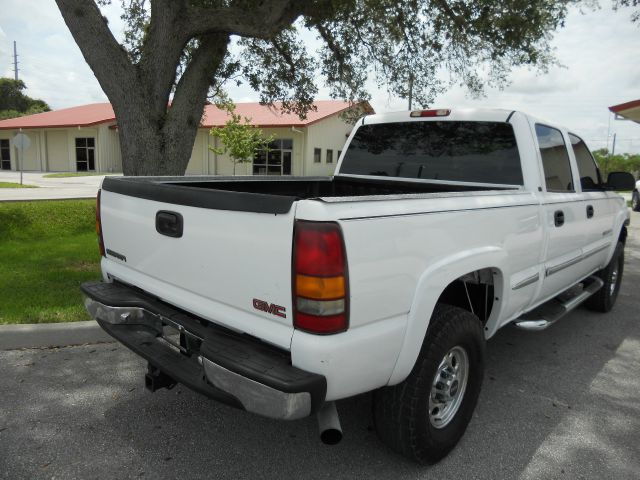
<box><xmin>0</xmin><ymin>171</ymin><xmax>119</xmax><ymax>201</ymax></box>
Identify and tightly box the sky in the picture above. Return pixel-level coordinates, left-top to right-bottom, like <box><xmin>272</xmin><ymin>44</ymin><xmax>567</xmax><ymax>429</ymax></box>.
<box><xmin>1</xmin><ymin>1</ymin><xmax>639</xmax><ymax>154</ymax></box>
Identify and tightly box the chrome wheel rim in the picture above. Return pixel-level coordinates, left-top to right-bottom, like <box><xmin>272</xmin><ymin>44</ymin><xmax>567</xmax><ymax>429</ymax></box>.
<box><xmin>429</xmin><ymin>346</ymin><xmax>469</xmax><ymax>429</ymax></box>
<box><xmin>610</xmin><ymin>263</ymin><xmax>619</xmax><ymax>296</ymax></box>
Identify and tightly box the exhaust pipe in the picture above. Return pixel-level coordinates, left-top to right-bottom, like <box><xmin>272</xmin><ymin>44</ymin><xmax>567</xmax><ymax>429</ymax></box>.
<box><xmin>317</xmin><ymin>401</ymin><xmax>342</xmax><ymax>445</ymax></box>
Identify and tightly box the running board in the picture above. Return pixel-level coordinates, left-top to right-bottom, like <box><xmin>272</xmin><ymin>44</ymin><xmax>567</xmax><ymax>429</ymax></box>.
<box><xmin>514</xmin><ymin>276</ymin><xmax>604</xmax><ymax>331</ymax></box>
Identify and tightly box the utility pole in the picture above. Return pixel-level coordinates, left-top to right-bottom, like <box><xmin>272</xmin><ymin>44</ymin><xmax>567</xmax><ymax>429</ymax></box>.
<box><xmin>408</xmin><ymin>73</ymin><xmax>414</xmax><ymax>111</ymax></box>
<box><xmin>611</xmin><ymin>133</ymin><xmax>617</xmax><ymax>156</ymax></box>
<box><xmin>13</xmin><ymin>41</ymin><xmax>19</xmax><ymax>80</ymax></box>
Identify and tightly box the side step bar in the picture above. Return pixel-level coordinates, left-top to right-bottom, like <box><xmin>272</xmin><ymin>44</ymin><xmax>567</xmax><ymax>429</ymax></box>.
<box><xmin>514</xmin><ymin>276</ymin><xmax>604</xmax><ymax>331</ymax></box>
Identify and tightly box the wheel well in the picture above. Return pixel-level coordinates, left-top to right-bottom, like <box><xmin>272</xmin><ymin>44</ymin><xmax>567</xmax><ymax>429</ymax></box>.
<box><xmin>619</xmin><ymin>226</ymin><xmax>627</xmax><ymax>245</ymax></box>
<box><xmin>436</xmin><ymin>268</ymin><xmax>499</xmax><ymax>325</ymax></box>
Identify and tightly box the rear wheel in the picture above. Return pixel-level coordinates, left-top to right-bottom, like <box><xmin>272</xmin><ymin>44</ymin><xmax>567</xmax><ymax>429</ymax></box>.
<box><xmin>373</xmin><ymin>304</ymin><xmax>485</xmax><ymax>464</ymax></box>
<box><xmin>585</xmin><ymin>241</ymin><xmax>624</xmax><ymax>313</ymax></box>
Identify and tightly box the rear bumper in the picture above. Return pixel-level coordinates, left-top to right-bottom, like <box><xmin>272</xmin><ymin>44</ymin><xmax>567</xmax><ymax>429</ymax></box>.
<box><xmin>81</xmin><ymin>281</ymin><xmax>326</xmax><ymax>420</ymax></box>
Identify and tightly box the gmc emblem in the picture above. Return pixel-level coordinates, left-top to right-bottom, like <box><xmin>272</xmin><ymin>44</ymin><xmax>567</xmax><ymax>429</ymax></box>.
<box><xmin>252</xmin><ymin>298</ymin><xmax>286</xmax><ymax>318</ymax></box>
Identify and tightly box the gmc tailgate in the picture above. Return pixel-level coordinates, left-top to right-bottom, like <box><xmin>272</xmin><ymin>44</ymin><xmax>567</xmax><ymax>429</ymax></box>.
<box><xmin>97</xmin><ymin>177</ymin><xmax>299</xmax><ymax>350</ymax></box>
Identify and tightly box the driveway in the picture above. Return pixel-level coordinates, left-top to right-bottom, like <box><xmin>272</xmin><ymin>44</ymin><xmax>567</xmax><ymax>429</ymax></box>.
<box><xmin>0</xmin><ymin>172</ymin><xmax>114</xmax><ymax>201</ymax></box>
<box><xmin>1</xmin><ymin>213</ymin><xmax>639</xmax><ymax>479</ymax></box>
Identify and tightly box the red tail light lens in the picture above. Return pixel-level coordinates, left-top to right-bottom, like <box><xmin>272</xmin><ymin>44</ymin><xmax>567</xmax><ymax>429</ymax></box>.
<box><xmin>293</xmin><ymin>221</ymin><xmax>348</xmax><ymax>334</ymax></box>
<box><xmin>410</xmin><ymin>109</ymin><xmax>451</xmax><ymax>117</ymax></box>
<box><xmin>96</xmin><ymin>190</ymin><xmax>105</xmax><ymax>257</ymax></box>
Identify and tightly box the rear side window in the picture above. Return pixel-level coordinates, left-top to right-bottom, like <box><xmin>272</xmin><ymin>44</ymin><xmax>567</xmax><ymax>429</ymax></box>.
<box><xmin>569</xmin><ymin>133</ymin><xmax>601</xmax><ymax>190</ymax></box>
<box><xmin>536</xmin><ymin>124</ymin><xmax>573</xmax><ymax>192</ymax></box>
<box><xmin>339</xmin><ymin>121</ymin><xmax>523</xmax><ymax>185</ymax></box>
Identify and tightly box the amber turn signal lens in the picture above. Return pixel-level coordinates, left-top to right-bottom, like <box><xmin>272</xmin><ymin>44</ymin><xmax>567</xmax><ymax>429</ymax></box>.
<box><xmin>296</xmin><ymin>274</ymin><xmax>345</xmax><ymax>300</ymax></box>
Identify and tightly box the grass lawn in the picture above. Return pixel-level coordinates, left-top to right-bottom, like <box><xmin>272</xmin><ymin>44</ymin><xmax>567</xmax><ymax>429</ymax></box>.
<box><xmin>0</xmin><ymin>182</ymin><xmax>38</xmax><ymax>188</ymax></box>
<box><xmin>43</xmin><ymin>172</ymin><xmax>117</xmax><ymax>178</ymax></box>
<box><xmin>0</xmin><ymin>199</ymin><xmax>101</xmax><ymax>324</ymax></box>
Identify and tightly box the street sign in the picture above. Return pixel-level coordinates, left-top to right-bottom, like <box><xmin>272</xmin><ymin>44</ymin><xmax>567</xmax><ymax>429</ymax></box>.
<box><xmin>12</xmin><ymin>132</ymin><xmax>31</xmax><ymax>185</ymax></box>
<box><xmin>13</xmin><ymin>132</ymin><xmax>31</xmax><ymax>151</ymax></box>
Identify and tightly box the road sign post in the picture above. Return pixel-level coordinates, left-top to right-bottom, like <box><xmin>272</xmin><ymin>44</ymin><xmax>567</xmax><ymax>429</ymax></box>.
<box><xmin>12</xmin><ymin>133</ymin><xmax>31</xmax><ymax>185</ymax></box>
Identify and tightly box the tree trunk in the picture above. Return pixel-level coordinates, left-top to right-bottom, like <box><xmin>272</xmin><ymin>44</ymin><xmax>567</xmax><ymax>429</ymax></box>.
<box><xmin>56</xmin><ymin>0</ymin><xmax>229</xmax><ymax>176</ymax></box>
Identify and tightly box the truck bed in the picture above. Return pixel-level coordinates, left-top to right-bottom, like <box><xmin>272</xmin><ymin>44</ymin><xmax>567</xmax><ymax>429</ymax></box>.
<box><xmin>102</xmin><ymin>175</ymin><xmax>511</xmax><ymax>214</ymax></box>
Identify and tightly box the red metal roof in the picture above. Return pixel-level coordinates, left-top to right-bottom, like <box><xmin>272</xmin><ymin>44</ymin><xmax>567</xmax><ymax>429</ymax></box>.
<box><xmin>609</xmin><ymin>99</ymin><xmax>640</xmax><ymax>114</ymax></box>
<box><xmin>0</xmin><ymin>103</ymin><xmax>116</xmax><ymax>129</ymax></box>
<box><xmin>0</xmin><ymin>100</ymin><xmax>367</xmax><ymax>130</ymax></box>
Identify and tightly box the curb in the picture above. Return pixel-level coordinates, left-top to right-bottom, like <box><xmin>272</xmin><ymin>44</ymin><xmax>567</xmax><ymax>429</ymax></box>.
<box><xmin>0</xmin><ymin>321</ymin><xmax>114</xmax><ymax>350</ymax></box>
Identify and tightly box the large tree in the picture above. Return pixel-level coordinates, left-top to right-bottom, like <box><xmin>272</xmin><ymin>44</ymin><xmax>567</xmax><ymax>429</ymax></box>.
<box><xmin>56</xmin><ymin>0</ymin><xmax>572</xmax><ymax>176</ymax></box>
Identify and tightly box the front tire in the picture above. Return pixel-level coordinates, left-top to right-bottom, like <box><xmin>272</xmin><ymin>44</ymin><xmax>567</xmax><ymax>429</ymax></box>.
<box><xmin>373</xmin><ymin>304</ymin><xmax>485</xmax><ymax>464</ymax></box>
<box><xmin>585</xmin><ymin>241</ymin><xmax>624</xmax><ymax>313</ymax></box>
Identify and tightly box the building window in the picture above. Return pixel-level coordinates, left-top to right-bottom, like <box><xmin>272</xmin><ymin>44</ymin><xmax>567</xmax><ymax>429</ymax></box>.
<box><xmin>0</xmin><ymin>139</ymin><xmax>10</xmax><ymax>170</ymax></box>
<box><xmin>253</xmin><ymin>139</ymin><xmax>293</xmax><ymax>175</ymax></box>
<box><xmin>75</xmin><ymin>137</ymin><xmax>96</xmax><ymax>171</ymax></box>
<box><xmin>314</xmin><ymin>148</ymin><xmax>321</xmax><ymax>163</ymax></box>
<box><xmin>338</xmin><ymin>150</ymin><xmax>342</xmax><ymax>162</ymax></box>
<box><xmin>326</xmin><ymin>149</ymin><xmax>333</xmax><ymax>164</ymax></box>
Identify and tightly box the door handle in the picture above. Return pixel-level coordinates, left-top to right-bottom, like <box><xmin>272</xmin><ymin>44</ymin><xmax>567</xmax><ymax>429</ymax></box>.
<box><xmin>586</xmin><ymin>205</ymin><xmax>594</xmax><ymax>218</ymax></box>
<box><xmin>554</xmin><ymin>210</ymin><xmax>564</xmax><ymax>227</ymax></box>
<box><xmin>156</xmin><ymin>211</ymin><xmax>183</xmax><ymax>238</ymax></box>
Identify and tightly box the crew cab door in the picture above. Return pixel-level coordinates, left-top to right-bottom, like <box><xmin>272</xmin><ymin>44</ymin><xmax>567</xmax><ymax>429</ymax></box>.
<box><xmin>533</xmin><ymin>124</ymin><xmax>589</xmax><ymax>302</ymax></box>
<box><xmin>568</xmin><ymin>133</ymin><xmax>617</xmax><ymax>272</ymax></box>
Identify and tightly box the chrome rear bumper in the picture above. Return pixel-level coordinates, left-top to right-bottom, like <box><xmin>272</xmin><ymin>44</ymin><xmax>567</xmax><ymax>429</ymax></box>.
<box><xmin>82</xmin><ymin>281</ymin><xmax>326</xmax><ymax>421</ymax></box>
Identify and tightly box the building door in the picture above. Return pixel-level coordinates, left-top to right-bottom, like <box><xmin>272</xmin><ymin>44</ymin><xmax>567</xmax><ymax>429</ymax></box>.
<box><xmin>75</xmin><ymin>137</ymin><xmax>96</xmax><ymax>171</ymax></box>
<box><xmin>253</xmin><ymin>139</ymin><xmax>293</xmax><ymax>175</ymax></box>
<box><xmin>1</xmin><ymin>139</ymin><xmax>11</xmax><ymax>170</ymax></box>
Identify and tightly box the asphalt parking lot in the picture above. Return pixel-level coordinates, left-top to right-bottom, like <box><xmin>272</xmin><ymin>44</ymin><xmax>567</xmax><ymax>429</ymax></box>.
<box><xmin>1</xmin><ymin>213</ymin><xmax>639</xmax><ymax>480</ymax></box>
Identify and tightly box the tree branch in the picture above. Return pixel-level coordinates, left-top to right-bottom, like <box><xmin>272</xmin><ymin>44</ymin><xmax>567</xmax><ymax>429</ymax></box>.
<box><xmin>184</xmin><ymin>0</ymin><xmax>304</xmax><ymax>39</ymax></box>
<box><xmin>55</xmin><ymin>0</ymin><xmax>139</xmax><ymax>104</ymax></box>
<box><xmin>162</xmin><ymin>33</ymin><xmax>230</xmax><ymax>169</ymax></box>
<box><xmin>139</xmin><ymin>0</ymin><xmax>191</xmax><ymax>119</ymax></box>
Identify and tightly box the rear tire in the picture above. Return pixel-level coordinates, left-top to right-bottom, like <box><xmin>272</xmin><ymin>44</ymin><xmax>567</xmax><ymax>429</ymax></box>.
<box><xmin>632</xmin><ymin>191</ymin><xmax>640</xmax><ymax>212</ymax></box>
<box><xmin>585</xmin><ymin>241</ymin><xmax>624</xmax><ymax>313</ymax></box>
<box><xmin>373</xmin><ymin>304</ymin><xmax>485</xmax><ymax>464</ymax></box>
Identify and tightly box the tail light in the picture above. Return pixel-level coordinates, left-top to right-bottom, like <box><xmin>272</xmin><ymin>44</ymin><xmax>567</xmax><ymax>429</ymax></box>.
<box><xmin>293</xmin><ymin>221</ymin><xmax>348</xmax><ymax>334</ymax></box>
<box><xmin>410</xmin><ymin>109</ymin><xmax>451</xmax><ymax>117</ymax></box>
<box><xmin>96</xmin><ymin>190</ymin><xmax>105</xmax><ymax>257</ymax></box>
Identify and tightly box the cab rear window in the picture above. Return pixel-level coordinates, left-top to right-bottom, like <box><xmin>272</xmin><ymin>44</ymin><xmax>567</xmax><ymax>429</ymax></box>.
<box><xmin>340</xmin><ymin>121</ymin><xmax>523</xmax><ymax>185</ymax></box>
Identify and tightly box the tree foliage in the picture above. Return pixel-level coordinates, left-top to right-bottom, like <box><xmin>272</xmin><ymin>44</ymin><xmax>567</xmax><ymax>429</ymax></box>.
<box><xmin>614</xmin><ymin>0</ymin><xmax>640</xmax><ymax>24</ymax></box>
<box><xmin>208</xmin><ymin>99</ymin><xmax>274</xmax><ymax>175</ymax></box>
<box><xmin>0</xmin><ymin>78</ymin><xmax>50</xmax><ymax>120</ymax></box>
<box><xmin>593</xmin><ymin>148</ymin><xmax>640</xmax><ymax>178</ymax></box>
<box><xmin>57</xmin><ymin>0</ymin><xmax>576</xmax><ymax>175</ymax></box>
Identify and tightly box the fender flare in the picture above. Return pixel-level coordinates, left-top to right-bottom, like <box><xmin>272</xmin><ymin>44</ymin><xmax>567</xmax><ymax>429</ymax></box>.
<box><xmin>606</xmin><ymin>209</ymin><xmax>630</xmax><ymax>262</ymax></box>
<box><xmin>387</xmin><ymin>246</ymin><xmax>508</xmax><ymax>385</ymax></box>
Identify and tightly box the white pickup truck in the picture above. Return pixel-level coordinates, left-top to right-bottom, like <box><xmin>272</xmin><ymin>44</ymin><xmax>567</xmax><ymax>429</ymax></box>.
<box><xmin>82</xmin><ymin>108</ymin><xmax>635</xmax><ymax>464</ymax></box>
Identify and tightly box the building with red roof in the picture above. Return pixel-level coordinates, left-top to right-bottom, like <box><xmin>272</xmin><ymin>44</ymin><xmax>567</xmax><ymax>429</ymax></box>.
<box><xmin>0</xmin><ymin>100</ymin><xmax>372</xmax><ymax>175</ymax></box>
<box><xmin>609</xmin><ymin>99</ymin><xmax>640</xmax><ymax>124</ymax></box>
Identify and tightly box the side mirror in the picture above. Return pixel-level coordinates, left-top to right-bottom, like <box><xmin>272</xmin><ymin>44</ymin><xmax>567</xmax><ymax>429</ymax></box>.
<box><xmin>606</xmin><ymin>172</ymin><xmax>636</xmax><ymax>191</ymax></box>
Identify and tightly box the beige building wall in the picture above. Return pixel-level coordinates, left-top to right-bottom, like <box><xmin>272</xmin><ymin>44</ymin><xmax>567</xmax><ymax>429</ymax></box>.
<box><xmin>46</xmin><ymin>130</ymin><xmax>70</xmax><ymax>171</ymax></box>
<box><xmin>0</xmin><ymin>109</ymin><xmax>356</xmax><ymax>175</ymax></box>
<box><xmin>304</xmin><ymin>114</ymin><xmax>353</xmax><ymax>177</ymax></box>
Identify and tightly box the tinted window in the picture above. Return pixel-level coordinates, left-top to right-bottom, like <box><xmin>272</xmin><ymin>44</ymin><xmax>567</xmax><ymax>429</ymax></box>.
<box><xmin>569</xmin><ymin>133</ymin><xmax>601</xmax><ymax>190</ymax></box>
<box><xmin>339</xmin><ymin>121</ymin><xmax>523</xmax><ymax>185</ymax></box>
<box><xmin>536</xmin><ymin>125</ymin><xmax>573</xmax><ymax>192</ymax></box>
